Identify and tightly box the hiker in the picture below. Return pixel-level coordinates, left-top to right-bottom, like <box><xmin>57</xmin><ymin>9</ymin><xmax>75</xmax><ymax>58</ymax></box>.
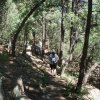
<box><xmin>49</xmin><ymin>49</ymin><xmax>59</xmax><ymax>76</ymax></box>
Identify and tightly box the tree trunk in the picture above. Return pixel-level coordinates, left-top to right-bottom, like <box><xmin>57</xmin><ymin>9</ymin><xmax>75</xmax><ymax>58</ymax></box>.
<box><xmin>69</xmin><ymin>26</ymin><xmax>78</xmax><ymax>61</ymax></box>
<box><xmin>12</xmin><ymin>77</ymin><xmax>25</xmax><ymax>99</ymax></box>
<box><xmin>72</xmin><ymin>0</ymin><xmax>74</xmax><ymax>12</ymax></box>
<box><xmin>24</xmin><ymin>32</ymin><xmax>28</xmax><ymax>54</ymax></box>
<box><xmin>32</xmin><ymin>32</ymin><xmax>36</xmax><ymax>55</ymax></box>
<box><xmin>12</xmin><ymin>0</ymin><xmax>46</xmax><ymax>56</ymax></box>
<box><xmin>59</xmin><ymin>0</ymin><xmax>65</xmax><ymax>67</ymax></box>
<box><xmin>72</xmin><ymin>0</ymin><xmax>81</xmax><ymax>14</ymax></box>
<box><xmin>76</xmin><ymin>0</ymin><xmax>92</xmax><ymax>92</ymax></box>
<box><xmin>42</xmin><ymin>13</ymin><xmax>46</xmax><ymax>59</ymax></box>
<box><xmin>61</xmin><ymin>26</ymin><xmax>78</xmax><ymax>76</ymax></box>
<box><xmin>61</xmin><ymin>1</ymin><xmax>79</xmax><ymax>76</ymax></box>
<box><xmin>23</xmin><ymin>24</ymin><xmax>28</xmax><ymax>54</ymax></box>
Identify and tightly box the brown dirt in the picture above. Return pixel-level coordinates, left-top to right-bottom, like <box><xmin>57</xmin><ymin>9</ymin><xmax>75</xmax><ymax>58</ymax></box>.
<box><xmin>0</xmin><ymin>54</ymin><xmax>69</xmax><ymax>100</ymax></box>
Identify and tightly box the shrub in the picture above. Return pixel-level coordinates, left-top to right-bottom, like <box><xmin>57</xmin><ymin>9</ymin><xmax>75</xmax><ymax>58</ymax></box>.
<box><xmin>0</xmin><ymin>52</ymin><xmax>9</xmax><ymax>62</ymax></box>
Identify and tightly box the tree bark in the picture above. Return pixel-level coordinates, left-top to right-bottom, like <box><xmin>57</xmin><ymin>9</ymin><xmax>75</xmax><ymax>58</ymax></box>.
<box><xmin>23</xmin><ymin>24</ymin><xmax>28</xmax><ymax>54</ymax></box>
<box><xmin>59</xmin><ymin>0</ymin><xmax>65</xmax><ymax>67</ymax></box>
<box><xmin>76</xmin><ymin>0</ymin><xmax>92</xmax><ymax>92</ymax></box>
<box><xmin>61</xmin><ymin>1</ymin><xmax>79</xmax><ymax>76</ymax></box>
<box><xmin>72</xmin><ymin>0</ymin><xmax>74</xmax><ymax>12</ymax></box>
<box><xmin>42</xmin><ymin>13</ymin><xmax>46</xmax><ymax>59</ymax></box>
<box><xmin>12</xmin><ymin>0</ymin><xmax>46</xmax><ymax>56</ymax></box>
<box><xmin>31</xmin><ymin>32</ymin><xmax>36</xmax><ymax>55</ymax></box>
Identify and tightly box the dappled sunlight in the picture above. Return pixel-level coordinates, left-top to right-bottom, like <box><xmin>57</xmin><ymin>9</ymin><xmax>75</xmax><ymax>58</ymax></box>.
<box><xmin>61</xmin><ymin>72</ymin><xmax>78</xmax><ymax>85</ymax></box>
<box><xmin>83</xmin><ymin>85</ymin><xmax>100</xmax><ymax>100</ymax></box>
<box><xmin>9</xmin><ymin>60</ymin><xmax>14</xmax><ymax>64</ymax></box>
<box><xmin>0</xmin><ymin>53</ymin><xmax>99</xmax><ymax>100</ymax></box>
<box><xmin>0</xmin><ymin>0</ymin><xmax>100</xmax><ymax>99</ymax></box>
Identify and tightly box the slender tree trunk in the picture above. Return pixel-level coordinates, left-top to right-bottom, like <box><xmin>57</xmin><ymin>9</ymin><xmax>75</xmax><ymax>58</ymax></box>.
<box><xmin>76</xmin><ymin>0</ymin><xmax>92</xmax><ymax>92</ymax></box>
<box><xmin>61</xmin><ymin>1</ymin><xmax>79</xmax><ymax>76</ymax></box>
<box><xmin>72</xmin><ymin>0</ymin><xmax>81</xmax><ymax>14</ymax></box>
<box><xmin>31</xmin><ymin>32</ymin><xmax>36</xmax><ymax>55</ymax></box>
<box><xmin>12</xmin><ymin>0</ymin><xmax>46</xmax><ymax>56</ymax></box>
<box><xmin>72</xmin><ymin>0</ymin><xmax>74</xmax><ymax>12</ymax></box>
<box><xmin>23</xmin><ymin>25</ymin><xmax>28</xmax><ymax>54</ymax></box>
<box><xmin>67</xmin><ymin>0</ymin><xmax>80</xmax><ymax>62</ymax></box>
<box><xmin>59</xmin><ymin>0</ymin><xmax>65</xmax><ymax>67</ymax></box>
<box><xmin>42</xmin><ymin>13</ymin><xmax>46</xmax><ymax>59</ymax></box>
<box><xmin>69</xmin><ymin>26</ymin><xmax>77</xmax><ymax>61</ymax></box>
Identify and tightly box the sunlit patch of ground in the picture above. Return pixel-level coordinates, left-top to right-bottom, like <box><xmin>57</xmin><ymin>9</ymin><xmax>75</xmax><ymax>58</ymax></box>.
<box><xmin>84</xmin><ymin>85</ymin><xmax>100</xmax><ymax>100</ymax></box>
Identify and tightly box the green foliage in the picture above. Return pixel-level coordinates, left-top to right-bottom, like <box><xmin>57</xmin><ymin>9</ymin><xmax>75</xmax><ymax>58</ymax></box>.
<box><xmin>65</xmin><ymin>83</ymin><xmax>88</xmax><ymax>100</ymax></box>
<box><xmin>65</xmin><ymin>83</ymin><xmax>75</xmax><ymax>96</ymax></box>
<box><xmin>0</xmin><ymin>0</ymin><xmax>100</xmax><ymax>99</ymax></box>
<box><xmin>94</xmin><ymin>45</ymin><xmax>100</xmax><ymax>61</ymax></box>
<box><xmin>0</xmin><ymin>0</ymin><xmax>20</xmax><ymax>43</ymax></box>
<box><xmin>76</xmin><ymin>88</ymin><xmax>89</xmax><ymax>100</ymax></box>
<box><xmin>0</xmin><ymin>52</ymin><xmax>9</xmax><ymax>62</ymax></box>
<box><xmin>89</xmin><ymin>27</ymin><xmax>100</xmax><ymax>61</ymax></box>
<box><xmin>0</xmin><ymin>0</ymin><xmax>99</xmax><ymax>61</ymax></box>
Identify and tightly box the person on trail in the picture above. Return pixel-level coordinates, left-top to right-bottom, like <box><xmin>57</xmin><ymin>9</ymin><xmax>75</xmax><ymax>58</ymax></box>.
<box><xmin>48</xmin><ymin>49</ymin><xmax>59</xmax><ymax>76</ymax></box>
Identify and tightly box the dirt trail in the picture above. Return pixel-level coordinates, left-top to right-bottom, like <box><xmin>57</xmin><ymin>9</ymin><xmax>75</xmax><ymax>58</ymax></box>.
<box><xmin>0</xmin><ymin>54</ymin><xmax>69</xmax><ymax>100</ymax></box>
<box><xmin>26</xmin><ymin>55</ymin><xmax>69</xmax><ymax>100</ymax></box>
<box><xmin>0</xmin><ymin>54</ymin><xmax>100</xmax><ymax>100</ymax></box>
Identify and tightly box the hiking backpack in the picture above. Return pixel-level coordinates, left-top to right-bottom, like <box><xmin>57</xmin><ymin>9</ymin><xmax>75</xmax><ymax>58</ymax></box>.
<box><xmin>51</xmin><ymin>54</ymin><xmax>57</xmax><ymax>64</ymax></box>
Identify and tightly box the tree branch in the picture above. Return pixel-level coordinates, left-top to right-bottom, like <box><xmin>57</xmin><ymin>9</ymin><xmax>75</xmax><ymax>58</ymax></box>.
<box><xmin>12</xmin><ymin>0</ymin><xmax>46</xmax><ymax>56</ymax></box>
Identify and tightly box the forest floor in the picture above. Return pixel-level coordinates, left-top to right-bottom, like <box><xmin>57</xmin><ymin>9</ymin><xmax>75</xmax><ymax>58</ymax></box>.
<box><xmin>0</xmin><ymin>53</ymin><xmax>100</xmax><ymax>100</ymax></box>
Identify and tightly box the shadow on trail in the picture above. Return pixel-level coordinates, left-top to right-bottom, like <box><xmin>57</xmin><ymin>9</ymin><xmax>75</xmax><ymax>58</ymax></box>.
<box><xmin>0</xmin><ymin>54</ymin><xmax>69</xmax><ymax>100</ymax></box>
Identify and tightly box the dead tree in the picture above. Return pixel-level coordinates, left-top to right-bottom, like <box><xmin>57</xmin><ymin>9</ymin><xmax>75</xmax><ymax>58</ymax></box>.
<box><xmin>12</xmin><ymin>77</ymin><xmax>31</xmax><ymax>100</ymax></box>
<box><xmin>12</xmin><ymin>77</ymin><xmax>25</xmax><ymax>99</ymax></box>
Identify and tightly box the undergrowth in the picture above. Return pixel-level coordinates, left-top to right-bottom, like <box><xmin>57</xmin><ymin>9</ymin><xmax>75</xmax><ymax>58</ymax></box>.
<box><xmin>0</xmin><ymin>52</ymin><xmax>9</xmax><ymax>62</ymax></box>
<box><xmin>65</xmin><ymin>83</ymin><xmax>89</xmax><ymax>100</ymax></box>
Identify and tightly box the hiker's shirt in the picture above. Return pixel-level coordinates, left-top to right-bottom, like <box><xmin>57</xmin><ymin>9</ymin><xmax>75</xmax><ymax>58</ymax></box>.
<box><xmin>49</xmin><ymin>53</ymin><xmax>59</xmax><ymax>64</ymax></box>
